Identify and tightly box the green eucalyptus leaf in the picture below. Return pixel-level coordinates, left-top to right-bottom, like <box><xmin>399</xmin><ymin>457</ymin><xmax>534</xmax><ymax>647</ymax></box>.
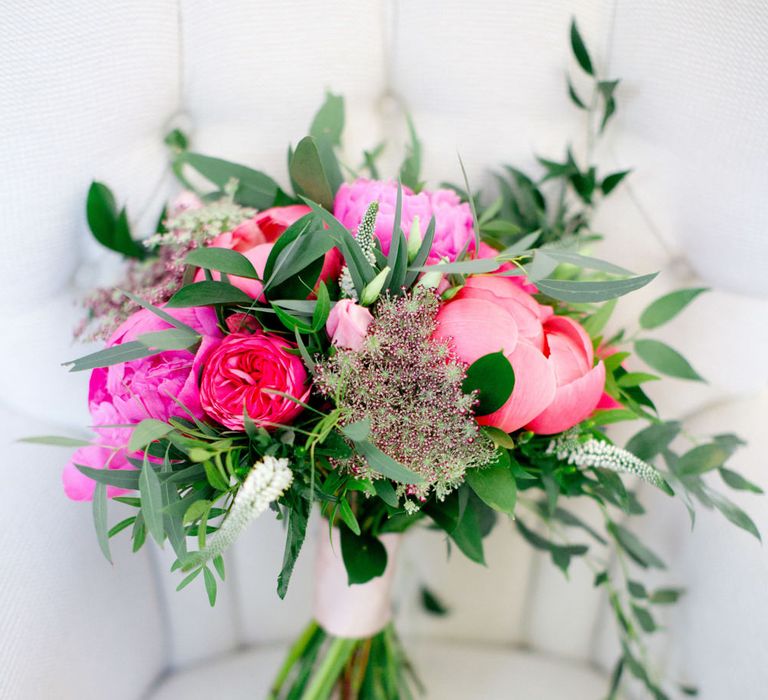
<box><xmin>166</xmin><ymin>280</ymin><xmax>253</xmax><ymax>308</ymax></box>
<box><xmin>719</xmin><ymin>467</ymin><xmax>764</xmax><ymax>494</ymax></box>
<box><xmin>601</xmin><ymin>169</ymin><xmax>632</xmax><ymax>195</ymax></box>
<box><xmin>136</xmin><ymin>328</ymin><xmax>200</xmax><ymax>351</ymax></box>
<box><xmin>176</xmin><ymin>152</ymin><xmax>280</xmax><ymax>209</ymax></box>
<box><xmin>626</xmin><ymin>421</ymin><xmax>681</xmax><ymax>461</ymax></box>
<box><xmin>128</xmin><ymin>419</ymin><xmax>173</xmax><ymax>452</ymax></box>
<box><xmin>356</xmin><ymin>440</ymin><xmax>423</xmax><ymax>485</ymax></box>
<box><xmin>75</xmin><ymin>464</ymin><xmax>140</xmax><ymax>489</ymax></box>
<box><xmin>537</xmin><ymin>250</ymin><xmax>633</xmax><ymax>275</ymax></box>
<box><xmin>93</xmin><ymin>482</ymin><xmax>112</xmax><ymax>563</ymax></box>
<box><xmin>21</xmin><ymin>435</ymin><xmax>93</xmax><ymax>448</ymax></box>
<box><xmin>139</xmin><ymin>460</ymin><xmax>165</xmax><ymax>545</ymax></box>
<box><xmin>341</xmin><ymin>419</ymin><xmax>371</xmax><ymax>443</ymax></box>
<box><xmin>465</xmin><ymin>450</ymin><xmax>517</xmax><ymax>515</ymax></box>
<box><xmin>290</xmin><ymin>136</ymin><xmax>334</xmax><ymax>211</ymax></box>
<box><xmin>184</xmin><ymin>247</ymin><xmax>260</xmax><ymax>279</ymax></box>
<box><xmin>634</xmin><ymin>339</ymin><xmax>704</xmax><ymax>382</ymax></box>
<box><xmin>64</xmin><ymin>341</ymin><xmax>162</xmax><ymax>372</ymax></box>
<box><xmin>607</xmin><ymin>522</ymin><xmax>666</xmax><ymax>569</ymax></box>
<box><xmin>536</xmin><ymin>273</ymin><xmax>658</xmax><ymax>303</ymax></box>
<box><xmin>639</xmin><ymin>288</ymin><xmax>708</xmax><ymax>329</ymax></box>
<box><xmin>570</xmin><ymin>19</ymin><xmax>594</xmax><ymax>75</ymax></box>
<box><xmin>399</xmin><ymin>113</ymin><xmax>422</xmax><ymax>191</ymax></box>
<box><xmin>677</xmin><ymin>443</ymin><xmax>730</xmax><ymax>476</ymax></box>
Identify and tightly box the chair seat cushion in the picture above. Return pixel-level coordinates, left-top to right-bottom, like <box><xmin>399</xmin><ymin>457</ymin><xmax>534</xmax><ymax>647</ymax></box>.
<box><xmin>150</xmin><ymin>641</ymin><xmax>608</xmax><ymax>699</ymax></box>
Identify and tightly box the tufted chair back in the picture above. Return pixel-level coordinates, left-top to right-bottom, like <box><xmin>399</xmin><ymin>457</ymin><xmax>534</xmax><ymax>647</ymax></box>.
<box><xmin>2</xmin><ymin>2</ymin><xmax>767</xmax><ymax>699</ymax></box>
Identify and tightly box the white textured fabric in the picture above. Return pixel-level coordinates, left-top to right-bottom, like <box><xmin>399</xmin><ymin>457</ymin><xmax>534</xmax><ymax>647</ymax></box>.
<box><xmin>2</xmin><ymin>1</ymin><xmax>768</xmax><ymax>698</ymax></box>
<box><xmin>149</xmin><ymin>643</ymin><xmax>608</xmax><ymax>700</ymax></box>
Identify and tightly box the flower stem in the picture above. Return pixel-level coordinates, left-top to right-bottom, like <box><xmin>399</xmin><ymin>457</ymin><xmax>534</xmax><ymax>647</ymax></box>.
<box><xmin>302</xmin><ymin>637</ymin><xmax>357</xmax><ymax>700</ymax></box>
<box><xmin>269</xmin><ymin>620</ymin><xmax>321</xmax><ymax>698</ymax></box>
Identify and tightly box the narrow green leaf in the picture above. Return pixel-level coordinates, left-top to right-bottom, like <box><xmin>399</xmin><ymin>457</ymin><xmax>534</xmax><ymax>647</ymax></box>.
<box><xmin>341</xmin><ymin>419</ymin><xmax>371</xmax><ymax>443</ymax></box>
<box><xmin>626</xmin><ymin>421</ymin><xmax>681</xmax><ymax>461</ymax></box>
<box><xmin>93</xmin><ymin>482</ymin><xmax>112</xmax><ymax>563</ymax></box>
<box><xmin>20</xmin><ymin>435</ymin><xmax>92</xmax><ymax>448</ymax></box>
<box><xmin>634</xmin><ymin>339</ymin><xmax>704</xmax><ymax>382</ymax></box>
<box><xmin>75</xmin><ymin>464</ymin><xmax>140</xmax><ymax>489</ymax></box>
<box><xmin>203</xmin><ymin>566</ymin><xmax>218</xmax><ymax>606</ymax></box>
<box><xmin>136</xmin><ymin>328</ymin><xmax>200</xmax><ymax>351</ymax></box>
<box><xmin>108</xmin><ymin>516</ymin><xmax>137</xmax><ymax>539</ymax></box>
<box><xmin>677</xmin><ymin>444</ymin><xmax>730</xmax><ymax>476</ymax></box>
<box><xmin>120</xmin><ymin>291</ymin><xmax>199</xmax><ymax>335</ymax></box>
<box><xmin>176</xmin><ymin>567</ymin><xmax>202</xmax><ymax>592</ymax></box>
<box><xmin>631</xmin><ymin>603</ymin><xmax>657</xmax><ymax>633</ymax></box>
<box><xmin>601</xmin><ymin>169</ymin><xmax>632</xmax><ymax>195</ymax></box>
<box><xmin>465</xmin><ymin>451</ymin><xmax>517</xmax><ymax>515</ymax></box>
<box><xmin>411</xmin><ymin>258</ymin><xmax>499</xmax><ymax>275</ymax></box>
<box><xmin>183</xmin><ymin>499</ymin><xmax>213</xmax><ymax>525</ymax></box>
<box><xmin>357</xmin><ymin>440</ymin><xmax>423</xmax><ymax>485</ymax></box>
<box><xmin>420</xmin><ymin>586</ymin><xmax>450</xmax><ymax>616</ymax></box>
<box><xmin>639</xmin><ymin>288</ymin><xmax>708</xmax><ymax>329</ymax></box>
<box><xmin>650</xmin><ymin>587</ymin><xmax>684</xmax><ymax>605</ymax></box>
<box><xmin>707</xmin><ymin>489</ymin><xmax>761</xmax><ymax>541</ymax></box>
<box><xmin>310</xmin><ymin>91</ymin><xmax>345</xmax><ymax>146</ymax></box>
<box><xmin>290</xmin><ymin>136</ymin><xmax>334</xmax><ymax>211</ymax></box>
<box><xmin>536</xmin><ymin>273</ymin><xmax>658</xmax><ymax>303</ymax></box>
<box><xmin>399</xmin><ymin>113</ymin><xmax>422</xmax><ymax>191</ymax></box>
<box><xmin>566</xmin><ymin>76</ymin><xmax>587</xmax><ymax>109</ymax></box>
<box><xmin>139</xmin><ymin>460</ymin><xmax>165</xmax><ymax>545</ymax></box>
<box><xmin>166</xmin><ymin>280</ymin><xmax>253</xmax><ymax>307</ymax></box>
<box><xmin>536</xmin><ymin>250</ymin><xmax>633</xmax><ymax>275</ymax></box>
<box><xmin>338</xmin><ymin>499</ymin><xmax>361</xmax><ymax>536</ymax></box>
<box><xmin>608</xmin><ymin>522</ymin><xmax>666</xmax><ymax>569</ymax></box>
<box><xmin>128</xmin><ymin>419</ymin><xmax>173</xmax><ymax>452</ymax></box>
<box><xmin>64</xmin><ymin>341</ymin><xmax>161</xmax><ymax>372</ymax></box>
<box><xmin>184</xmin><ymin>247</ymin><xmax>259</xmax><ymax>279</ymax></box>
<box><xmin>311</xmin><ymin>282</ymin><xmax>331</xmax><ymax>331</ymax></box>
<box><xmin>176</xmin><ymin>152</ymin><xmax>280</xmax><ymax>209</ymax></box>
<box><xmin>373</xmin><ymin>479</ymin><xmax>399</xmax><ymax>508</ymax></box>
<box><xmin>617</xmin><ymin>372</ymin><xmax>660</xmax><ymax>388</ymax></box>
<box><xmin>719</xmin><ymin>467</ymin><xmax>763</xmax><ymax>494</ymax></box>
<box><xmin>570</xmin><ymin>19</ymin><xmax>594</xmax><ymax>75</ymax></box>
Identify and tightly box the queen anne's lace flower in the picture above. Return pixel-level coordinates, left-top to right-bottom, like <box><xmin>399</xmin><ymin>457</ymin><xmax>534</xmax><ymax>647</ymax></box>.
<box><xmin>316</xmin><ymin>290</ymin><xmax>495</xmax><ymax>505</ymax></box>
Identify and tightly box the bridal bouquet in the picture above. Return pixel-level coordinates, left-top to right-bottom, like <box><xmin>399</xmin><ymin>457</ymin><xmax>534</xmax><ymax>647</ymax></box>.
<box><xmin>29</xmin><ymin>22</ymin><xmax>761</xmax><ymax>700</ymax></box>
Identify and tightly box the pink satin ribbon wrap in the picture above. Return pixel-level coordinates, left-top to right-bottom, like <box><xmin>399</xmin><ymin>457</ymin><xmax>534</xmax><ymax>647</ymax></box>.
<box><xmin>312</xmin><ymin>528</ymin><xmax>401</xmax><ymax>638</ymax></box>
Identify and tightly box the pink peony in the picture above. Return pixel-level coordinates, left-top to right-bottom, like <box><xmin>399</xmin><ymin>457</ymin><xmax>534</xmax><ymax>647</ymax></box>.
<box><xmin>64</xmin><ymin>305</ymin><xmax>223</xmax><ymax>501</ymax></box>
<box><xmin>199</xmin><ymin>332</ymin><xmax>309</xmax><ymax>431</ymax></box>
<box><xmin>200</xmin><ymin>205</ymin><xmax>342</xmax><ymax>299</ymax></box>
<box><xmin>63</xmin><ymin>444</ymin><xmax>132</xmax><ymax>501</ymax></box>
<box><xmin>326</xmin><ymin>299</ymin><xmax>373</xmax><ymax>351</ymax></box>
<box><xmin>333</xmin><ymin>179</ymin><xmax>475</xmax><ymax>264</ymax></box>
<box><xmin>435</xmin><ymin>275</ymin><xmax>605</xmax><ymax>435</ymax></box>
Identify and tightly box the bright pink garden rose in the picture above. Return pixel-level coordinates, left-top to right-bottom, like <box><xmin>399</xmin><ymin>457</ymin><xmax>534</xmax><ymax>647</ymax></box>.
<box><xmin>199</xmin><ymin>205</ymin><xmax>342</xmax><ymax>299</ymax></box>
<box><xmin>334</xmin><ymin>179</ymin><xmax>475</xmax><ymax>264</ymax></box>
<box><xmin>64</xmin><ymin>305</ymin><xmax>224</xmax><ymax>501</ymax></box>
<box><xmin>200</xmin><ymin>332</ymin><xmax>310</xmax><ymax>431</ymax></box>
<box><xmin>326</xmin><ymin>299</ymin><xmax>373</xmax><ymax>351</ymax></box>
<box><xmin>435</xmin><ymin>275</ymin><xmax>605</xmax><ymax>435</ymax></box>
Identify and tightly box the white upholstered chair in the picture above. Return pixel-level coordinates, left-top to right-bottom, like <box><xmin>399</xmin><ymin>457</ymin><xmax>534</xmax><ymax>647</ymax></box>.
<box><xmin>2</xmin><ymin>2</ymin><xmax>767</xmax><ymax>698</ymax></box>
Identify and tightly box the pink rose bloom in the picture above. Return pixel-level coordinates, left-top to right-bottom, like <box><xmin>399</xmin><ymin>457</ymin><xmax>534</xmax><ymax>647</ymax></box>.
<box><xmin>64</xmin><ymin>306</ymin><xmax>223</xmax><ymax>501</ymax></box>
<box><xmin>200</xmin><ymin>205</ymin><xmax>342</xmax><ymax>299</ymax></box>
<box><xmin>334</xmin><ymin>179</ymin><xmax>475</xmax><ymax>264</ymax></box>
<box><xmin>435</xmin><ymin>275</ymin><xmax>605</xmax><ymax>435</ymax></box>
<box><xmin>326</xmin><ymin>299</ymin><xmax>373</xmax><ymax>351</ymax></box>
<box><xmin>200</xmin><ymin>332</ymin><xmax>309</xmax><ymax>431</ymax></box>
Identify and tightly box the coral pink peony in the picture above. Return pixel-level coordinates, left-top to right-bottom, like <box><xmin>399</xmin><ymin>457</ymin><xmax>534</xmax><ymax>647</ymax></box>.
<box><xmin>435</xmin><ymin>275</ymin><xmax>604</xmax><ymax>435</ymax></box>
<box><xmin>326</xmin><ymin>299</ymin><xmax>373</xmax><ymax>351</ymax></box>
<box><xmin>200</xmin><ymin>332</ymin><xmax>309</xmax><ymax>431</ymax></box>
<box><xmin>334</xmin><ymin>179</ymin><xmax>475</xmax><ymax>264</ymax></box>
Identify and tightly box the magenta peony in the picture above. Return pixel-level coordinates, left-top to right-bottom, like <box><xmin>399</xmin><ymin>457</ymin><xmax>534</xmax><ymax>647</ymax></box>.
<box><xmin>326</xmin><ymin>299</ymin><xmax>373</xmax><ymax>351</ymax></box>
<box><xmin>63</xmin><ymin>305</ymin><xmax>223</xmax><ymax>501</ymax></box>
<box><xmin>434</xmin><ymin>275</ymin><xmax>605</xmax><ymax>435</ymax></box>
<box><xmin>333</xmin><ymin>179</ymin><xmax>475</xmax><ymax>264</ymax></box>
<box><xmin>62</xmin><ymin>444</ymin><xmax>132</xmax><ymax>501</ymax></box>
<box><xmin>199</xmin><ymin>332</ymin><xmax>309</xmax><ymax>431</ymax></box>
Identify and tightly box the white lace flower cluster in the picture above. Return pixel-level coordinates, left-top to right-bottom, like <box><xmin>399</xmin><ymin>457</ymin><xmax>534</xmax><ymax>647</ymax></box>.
<box><xmin>547</xmin><ymin>434</ymin><xmax>669</xmax><ymax>491</ymax></box>
<box><xmin>196</xmin><ymin>456</ymin><xmax>293</xmax><ymax>563</ymax></box>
